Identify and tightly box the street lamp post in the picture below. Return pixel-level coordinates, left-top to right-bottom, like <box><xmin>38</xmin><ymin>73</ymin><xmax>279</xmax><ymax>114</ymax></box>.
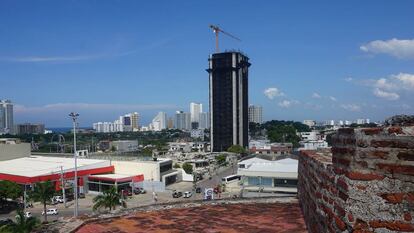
<box><xmin>69</xmin><ymin>112</ymin><xmax>79</xmax><ymax>217</ymax></box>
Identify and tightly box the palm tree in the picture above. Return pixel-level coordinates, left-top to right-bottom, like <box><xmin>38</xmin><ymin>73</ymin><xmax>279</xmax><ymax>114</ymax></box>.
<box><xmin>0</xmin><ymin>209</ymin><xmax>40</xmax><ymax>233</ymax></box>
<box><xmin>93</xmin><ymin>187</ymin><xmax>126</xmax><ymax>212</ymax></box>
<box><xmin>29</xmin><ymin>181</ymin><xmax>55</xmax><ymax>222</ymax></box>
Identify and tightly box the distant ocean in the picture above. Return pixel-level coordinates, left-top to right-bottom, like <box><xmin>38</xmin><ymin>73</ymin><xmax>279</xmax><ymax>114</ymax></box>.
<box><xmin>47</xmin><ymin>127</ymin><xmax>91</xmax><ymax>133</ymax></box>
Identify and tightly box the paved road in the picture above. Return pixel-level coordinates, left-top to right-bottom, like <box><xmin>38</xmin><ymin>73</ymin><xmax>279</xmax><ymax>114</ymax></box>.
<box><xmin>0</xmin><ymin>165</ymin><xmax>238</xmax><ymax>221</ymax></box>
<box><xmin>198</xmin><ymin>164</ymin><xmax>237</xmax><ymax>189</ymax></box>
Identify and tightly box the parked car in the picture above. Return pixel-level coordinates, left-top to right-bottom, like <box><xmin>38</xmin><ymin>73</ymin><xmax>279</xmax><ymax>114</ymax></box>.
<box><xmin>42</xmin><ymin>208</ymin><xmax>58</xmax><ymax>215</ymax></box>
<box><xmin>172</xmin><ymin>191</ymin><xmax>183</xmax><ymax>198</ymax></box>
<box><xmin>120</xmin><ymin>189</ymin><xmax>132</xmax><ymax>197</ymax></box>
<box><xmin>133</xmin><ymin>188</ymin><xmax>146</xmax><ymax>195</ymax></box>
<box><xmin>16</xmin><ymin>212</ymin><xmax>32</xmax><ymax>219</ymax></box>
<box><xmin>183</xmin><ymin>191</ymin><xmax>193</xmax><ymax>198</ymax></box>
<box><xmin>66</xmin><ymin>193</ymin><xmax>74</xmax><ymax>201</ymax></box>
<box><xmin>213</xmin><ymin>187</ymin><xmax>220</xmax><ymax>194</ymax></box>
<box><xmin>0</xmin><ymin>218</ymin><xmax>13</xmax><ymax>227</ymax></box>
<box><xmin>53</xmin><ymin>196</ymin><xmax>64</xmax><ymax>203</ymax></box>
<box><xmin>25</xmin><ymin>203</ymin><xmax>33</xmax><ymax>208</ymax></box>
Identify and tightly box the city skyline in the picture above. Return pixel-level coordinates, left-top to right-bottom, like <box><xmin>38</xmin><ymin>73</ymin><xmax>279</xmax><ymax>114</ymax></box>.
<box><xmin>1</xmin><ymin>1</ymin><xmax>414</xmax><ymax>127</ymax></box>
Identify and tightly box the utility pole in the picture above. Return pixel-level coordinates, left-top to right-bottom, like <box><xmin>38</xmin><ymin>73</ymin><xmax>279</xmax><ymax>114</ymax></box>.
<box><xmin>23</xmin><ymin>184</ymin><xmax>27</xmax><ymax>214</ymax></box>
<box><xmin>60</xmin><ymin>166</ymin><xmax>67</xmax><ymax>208</ymax></box>
<box><xmin>69</xmin><ymin>112</ymin><xmax>79</xmax><ymax>217</ymax></box>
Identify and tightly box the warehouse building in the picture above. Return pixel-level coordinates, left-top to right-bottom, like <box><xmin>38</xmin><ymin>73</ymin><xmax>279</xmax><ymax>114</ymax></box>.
<box><xmin>0</xmin><ymin>156</ymin><xmax>144</xmax><ymax>194</ymax></box>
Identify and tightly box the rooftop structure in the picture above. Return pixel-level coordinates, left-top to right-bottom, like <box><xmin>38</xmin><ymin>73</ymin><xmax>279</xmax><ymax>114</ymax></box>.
<box><xmin>0</xmin><ymin>156</ymin><xmax>112</xmax><ymax>182</ymax></box>
<box><xmin>238</xmin><ymin>157</ymin><xmax>298</xmax><ymax>193</ymax></box>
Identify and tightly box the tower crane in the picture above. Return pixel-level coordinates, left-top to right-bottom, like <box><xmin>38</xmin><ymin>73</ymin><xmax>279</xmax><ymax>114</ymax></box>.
<box><xmin>209</xmin><ymin>25</ymin><xmax>241</xmax><ymax>53</ymax></box>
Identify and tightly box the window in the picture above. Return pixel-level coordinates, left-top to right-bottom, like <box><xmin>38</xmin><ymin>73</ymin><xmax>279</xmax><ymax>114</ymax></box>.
<box><xmin>238</xmin><ymin>164</ymin><xmax>245</xmax><ymax>169</ymax></box>
<box><xmin>261</xmin><ymin>177</ymin><xmax>272</xmax><ymax>186</ymax></box>
<box><xmin>160</xmin><ymin>163</ymin><xmax>172</xmax><ymax>173</ymax></box>
<box><xmin>274</xmin><ymin>179</ymin><xmax>298</xmax><ymax>187</ymax></box>
<box><xmin>88</xmin><ymin>182</ymin><xmax>99</xmax><ymax>192</ymax></box>
<box><xmin>247</xmin><ymin>177</ymin><xmax>260</xmax><ymax>186</ymax></box>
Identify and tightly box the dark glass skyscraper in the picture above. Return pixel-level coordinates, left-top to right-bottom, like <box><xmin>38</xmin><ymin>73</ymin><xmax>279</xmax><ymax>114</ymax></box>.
<box><xmin>207</xmin><ymin>52</ymin><xmax>250</xmax><ymax>152</ymax></box>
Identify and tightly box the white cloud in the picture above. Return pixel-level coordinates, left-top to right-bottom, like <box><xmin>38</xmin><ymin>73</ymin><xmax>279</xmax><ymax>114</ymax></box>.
<box><xmin>392</xmin><ymin>73</ymin><xmax>414</xmax><ymax>89</ymax></box>
<box><xmin>0</xmin><ymin>38</ymin><xmax>175</xmax><ymax>63</ymax></box>
<box><xmin>311</xmin><ymin>92</ymin><xmax>321</xmax><ymax>99</ymax></box>
<box><xmin>373</xmin><ymin>78</ymin><xmax>396</xmax><ymax>91</ymax></box>
<box><xmin>304</xmin><ymin>103</ymin><xmax>323</xmax><ymax>110</ymax></box>
<box><xmin>264</xmin><ymin>87</ymin><xmax>285</xmax><ymax>99</ymax></box>
<box><xmin>329</xmin><ymin>96</ymin><xmax>337</xmax><ymax>102</ymax></box>
<box><xmin>340</xmin><ymin>104</ymin><xmax>361</xmax><ymax>112</ymax></box>
<box><xmin>360</xmin><ymin>38</ymin><xmax>414</xmax><ymax>59</ymax></box>
<box><xmin>373</xmin><ymin>88</ymin><xmax>400</xmax><ymax>100</ymax></box>
<box><xmin>14</xmin><ymin>103</ymin><xmax>177</xmax><ymax>114</ymax></box>
<box><xmin>344</xmin><ymin>77</ymin><xmax>353</xmax><ymax>82</ymax></box>
<box><xmin>278</xmin><ymin>100</ymin><xmax>299</xmax><ymax>108</ymax></box>
<box><xmin>0</xmin><ymin>55</ymin><xmax>102</xmax><ymax>63</ymax></box>
<box><xmin>348</xmin><ymin>73</ymin><xmax>414</xmax><ymax>101</ymax></box>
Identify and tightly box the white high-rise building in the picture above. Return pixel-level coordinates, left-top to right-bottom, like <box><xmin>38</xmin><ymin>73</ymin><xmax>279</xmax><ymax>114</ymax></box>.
<box><xmin>152</xmin><ymin>112</ymin><xmax>167</xmax><ymax>131</ymax></box>
<box><xmin>0</xmin><ymin>100</ymin><xmax>14</xmax><ymax>134</ymax></box>
<box><xmin>303</xmin><ymin>120</ymin><xmax>316</xmax><ymax>128</ymax></box>
<box><xmin>199</xmin><ymin>112</ymin><xmax>210</xmax><ymax>129</ymax></box>
<box><xmin>190</xmin><ymin>103</ymin><xmax>202</xmax><ymax>123</ymax></box>
<box><xmin>248</xmin><ymin>105</ymin><xmax>263</xmax><ymax>124</ymax></box>
<box><xmin>174</xmin><ymin>111</ymin><xmax>191</xmax><ymax>131</ymax></box>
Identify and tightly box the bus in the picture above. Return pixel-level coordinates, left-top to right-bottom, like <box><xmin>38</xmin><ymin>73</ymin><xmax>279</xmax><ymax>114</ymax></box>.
<box><xmin>221</xmin><ymin>175</ymin><xmax>241</xmax><ymax>184</ymax></box>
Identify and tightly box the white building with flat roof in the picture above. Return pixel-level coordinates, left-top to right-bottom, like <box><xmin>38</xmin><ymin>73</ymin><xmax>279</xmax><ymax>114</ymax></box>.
<box><xmin>303</xmin><ymin>120</ymin><xmax>316</xmax><ymax>128</ymax></box>
<box><xmin>152</xmin><ymin>112</ymin><xmax>167</xmax><ymax>131</ymax></box>
<box><xmin>237</xmin><ymin>157</ymin><xmax>298</xmax><ymax>193</ymax></box>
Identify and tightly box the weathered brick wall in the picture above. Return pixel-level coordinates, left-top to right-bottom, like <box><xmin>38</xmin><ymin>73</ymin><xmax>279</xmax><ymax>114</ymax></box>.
<box><xmin>298</xmin><ymin>125</ymin><xmax>414</xmax><ymax>233</ymax></box>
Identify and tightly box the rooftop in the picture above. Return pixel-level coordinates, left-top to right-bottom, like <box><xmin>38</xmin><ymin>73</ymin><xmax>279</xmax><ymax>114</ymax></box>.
<box><xmin>0</xmin><ymin>156</ymin><xmax>110</xmax><ymax>177</ymax></box>
<box><xmin>238</xmin><ymin>157</ymin><xmax>298</xmax><ymax>173</ymax></box>
<box><xmin>76</xmin><ymin>202</ymin><xmax>307</xmax><ymax>233</ymax></box>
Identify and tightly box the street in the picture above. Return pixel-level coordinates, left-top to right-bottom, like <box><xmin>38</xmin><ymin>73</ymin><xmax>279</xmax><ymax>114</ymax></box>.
<box><xmin>198</xmin><ymin>163</ymin><xmax>238</xmax><ymax>189</ymax></box>
<box><xmin>0</xmin><ymin>164</ymin><xmax>239</xmax><ymax>221</ymax></box>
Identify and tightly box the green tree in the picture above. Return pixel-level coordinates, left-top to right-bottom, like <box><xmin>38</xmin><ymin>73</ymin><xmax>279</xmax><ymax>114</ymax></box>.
<box><xmin>0</xmin><ymin>181</ymin><xmax>22</xmax><ymax>204</ymax></box>
<box><xmin>0</xmin><ymin>209</ymin><xmax>40</xmax><ymax>233</ymax></box>
<box><xmin>173</xmin><ymin>163</ymin><xmax>181</xmax><ymax>169</ymax></box>
<box><xmin>266</xmin><ymin>124</ymin><xmax>301</xmax><ymax>148</ymax></box>
<box><xmin>29</xmin><ymin>181</ymin><xmax>55</xmax><ymax>223</ymax></box>
<box><xmin>141</xmin><ymin>147</ymin><xmax>153</xmax><ymax>156</ymax></box>
<box><xmin>249</xmin><ymin>122</ymin><xmax>262</xmax><ymax>136</ymax></box>
<box><xmin>182</xmin><ymin>162</ymin><xmax>193</xmax><ymax>174</ymax></box>
<box><xmin>227</xmin><ymin>145</ymin><xmax>246</xmax><ymax>154</ymax></box>
<box><xmin>216</xmin><ymin>154</ymin><xmax>227</xmax><ymax>166</ymax></box>
<box><xmin>92</xmin><ymin>187</ymin><xmax>126</xmax><ymax>212</ymax></box>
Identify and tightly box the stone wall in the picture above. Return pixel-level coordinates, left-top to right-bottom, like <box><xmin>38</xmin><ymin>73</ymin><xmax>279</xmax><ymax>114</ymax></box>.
<box><xmin>298</xmin><ymin>125</ymin><xmax>414</xmax><ymax>233</ymax></box>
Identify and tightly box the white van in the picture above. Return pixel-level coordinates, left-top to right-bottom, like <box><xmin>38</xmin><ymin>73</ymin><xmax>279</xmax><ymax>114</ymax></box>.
<box><xmin>42</xmin><ymin>208</ymin><xmax>58</xmax><ymax>215</ymax></box>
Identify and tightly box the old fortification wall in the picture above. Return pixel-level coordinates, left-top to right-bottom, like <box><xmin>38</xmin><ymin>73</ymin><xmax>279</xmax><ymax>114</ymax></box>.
<box><xmin>299</xmin><ymin>123</ymin><xmax>414</xmax><ymax>232</ymax></box>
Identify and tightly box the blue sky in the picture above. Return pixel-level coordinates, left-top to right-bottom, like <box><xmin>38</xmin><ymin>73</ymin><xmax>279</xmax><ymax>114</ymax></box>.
<box><xmin>1</xmin><ymin>1</ymin><xmax>413</xmax><ymax>127</ymax></box>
